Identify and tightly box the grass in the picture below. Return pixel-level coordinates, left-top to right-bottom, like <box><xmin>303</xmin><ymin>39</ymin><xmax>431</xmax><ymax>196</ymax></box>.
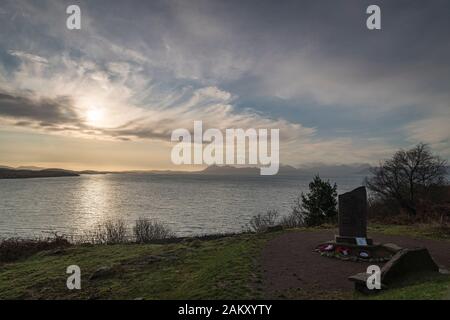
<box><xmin>368</xmin><ymin>223</ymin><xmax>450</xmax><ymax>241</ymax></box>
<box><xmin>365</xmin><ymin>223</ymin><xmax>450</xmax><ymax>300</ymax></box>
<box><xmin>357</xmin><ymin>273</ymin><xmax>450</xmax><ymax>300</ymax></box>
<box><xmin>0</xmin><ymin>224</ymin><xmax>449</xmax><ymax>300</ymax></box>
<box><xmin>0</xmin><ymin>233</ymin><xmax>274</xmax><ymax>300</ymax></box>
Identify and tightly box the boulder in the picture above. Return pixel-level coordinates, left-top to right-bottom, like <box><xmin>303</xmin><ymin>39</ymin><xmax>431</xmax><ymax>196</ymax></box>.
<box><xmin>382</xmin><ymin>243</ymin><xmax>403</xmax><ymax>253</ymax></box>
<box><xmin>266</xmin><ymin>225</ymin><xmax>283</xmax><ymax>233</ymax></box>
<box><xmin>381</xmin><ymin>248</ymin><xmax>439</xmax><ymax>284</ymax></box>
<box><xmin>89</xmin><ymin>266</ymin><xmax>115</xmax><ymax>281</ymax></box>
<box><xmin>349</xmin><ymin>247</ymin><xmax>440</xmax><ymax>293</ymax></box>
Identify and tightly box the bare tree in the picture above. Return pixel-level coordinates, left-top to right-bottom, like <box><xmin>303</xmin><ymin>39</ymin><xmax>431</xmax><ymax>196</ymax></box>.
<box><xmin>365</xmin><ymin>143</ymin><xmax>447</xmax><ymax>216</ymax></box>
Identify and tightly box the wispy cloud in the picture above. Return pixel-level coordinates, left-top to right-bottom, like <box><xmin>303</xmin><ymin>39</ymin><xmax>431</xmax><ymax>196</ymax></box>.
<box><xmin>404</xmin><ymin>116</ymin><xmax>450</xmax><ymax>156</ymax></box>
<box><xmin>8</xmin><ymin>50</ymin><xmax>48</xmax><ymax>64</ymax></box>
<box><xmin>0</xmin><ymin>0</ymin><xmax>448</xmax><ymax>167</ymax></box>
<box><xmin>0</xmin><ymin>92</ymin><xmax>77</xmax><ymax>124</ymax></box>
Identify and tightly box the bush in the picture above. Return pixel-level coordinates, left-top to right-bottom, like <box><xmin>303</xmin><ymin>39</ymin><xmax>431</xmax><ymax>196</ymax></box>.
<box><xmin>292</xmin><ymin>175</ymin><xmax>338</xmax><ymax>227</ymax></box>
<box><xmin>0</xmin><ymin>235</ymin><xmax>70</xmax><ymax>263</ymax></box>
<box><xmin>248</xmin><ymin>210</ymin><xmax>279</xmax><ymax>233</ymax></box>
<box><xmin>90</xmin><ymin>219</ymin><xmax>129</xmax><ymax>244</ymax></box>
<box><xmin>133</xmin><ymin>218</ymin><xmax>175</xmax><ymax>243</ymax></box>
<box><xmin>368</xmin><ymin>187</ymin><xmax>450</xmax><ymax>226</ymax></box>
<box><xmin>104</xmin><ymin>219</ymin><xmax>128</xmax><ymax>244</ymax></box>
<box><xmin>279</xmin><ymin>204</ymin><xmax>304</xmax><ymax>228</ymax></box>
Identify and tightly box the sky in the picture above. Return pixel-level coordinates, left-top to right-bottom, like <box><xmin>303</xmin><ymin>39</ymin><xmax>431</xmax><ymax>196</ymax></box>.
<box><xmin>0</xmin><ymin>0</ymin><xmax>449</xmax><ymax>171</ymax></box>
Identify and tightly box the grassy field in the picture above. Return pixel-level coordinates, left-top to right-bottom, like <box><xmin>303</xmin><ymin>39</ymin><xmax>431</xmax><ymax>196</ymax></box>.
<box><xmin>369</xmin><ymin>223</ymin><xmax>450</xmax><ymax>241</ymax></box>
<box><xmin>0</xmin><ymin>225</ymin><xmax>449</xmax><ymax>300</ymax></box>
<box><xmin>360</xmin><ymin>273</ymin><xmax>450</xmax><ymax>300</ymax></box>
<box><xmin>0</xmin><ymin>233</ymin><xmax>272</xmax><ymax>299</ymax></box>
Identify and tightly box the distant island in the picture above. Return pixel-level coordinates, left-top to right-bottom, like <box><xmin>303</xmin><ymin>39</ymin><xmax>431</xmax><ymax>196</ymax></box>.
<box><xmin>0</xmin><ymin>168</ymin><xmax>80</xmax><ymax>179</ymax></box>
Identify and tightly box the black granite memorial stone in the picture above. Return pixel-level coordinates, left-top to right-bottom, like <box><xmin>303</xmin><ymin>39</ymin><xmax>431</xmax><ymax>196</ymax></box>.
<box><xmin>336</xmin><ymin>186</ymin><xmax>373</xmax><ymax>245</ymax></box>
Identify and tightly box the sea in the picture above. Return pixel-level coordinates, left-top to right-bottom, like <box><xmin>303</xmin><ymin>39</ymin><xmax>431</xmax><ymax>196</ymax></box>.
<box><xmin>0</xmin><ymin>173</ymin><xmax>367</xmax><ymax>238</ymax></box>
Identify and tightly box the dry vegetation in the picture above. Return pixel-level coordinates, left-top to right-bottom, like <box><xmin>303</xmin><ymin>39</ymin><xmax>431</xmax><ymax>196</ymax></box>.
<box><xmin>0</xmin><ymin>218</ymin><xmax>175</xmax><ymax>263</ymax></box>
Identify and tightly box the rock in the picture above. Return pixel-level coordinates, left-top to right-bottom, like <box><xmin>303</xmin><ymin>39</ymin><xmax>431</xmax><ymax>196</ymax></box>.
<box><xmin>348</xmin><ymin>272</ymin><xmax>387</xmax><ymax>294</ymax></box>
<box><xmin>382</xmin><ymin>243</ymin><xmax>403</xmax><ymax>253</ymax></box>
<box><xmin>45</xmin><ymin>248</ymin><xmax>66</xmax><ymax>256</ymax></box>
<box><xmin>160</xmin><ymin>253</ymin><xmax>179</xmax><ymax>261</ymax></box>
<box><xmin>132</xmin><ymin>255</ymin><xmax>163</xmax><ymax>265</ymax></box>
<box><xmin>189</xmin><ymin>240</ymin><xmax>202</xmax><ymax>248</ymax></box>
<box><xmin>440</xmin><ymin>268</ymin><xmax>450</xmax><ymax>274</ymax></box>
<box><xmin>266</xmin><ymin>225</ymin><xmax>283</xmax><ymax>233</ymax></box>
<box><xmin>89</xmin><ymin>266</ymin><xmax>114</xmax><ymax>281</ymax></box>
<box><xmin>381</xmin><ymin>248</ymin><xmax>439</xmax><ymax>284</ymax></box>
<box><xmin>349</xmin><ymin>247</ymin><xmax>440</xmax><ymax>294</ymax></box>
<box><xmin>123</xmin><ymin>253</ymin><xmax>180</xmax><ymax>266</ymax></box>
<box><xmin>359</xmin><ymin>251</ymin><xmax>370</xmax><ymax>259</ymax></box>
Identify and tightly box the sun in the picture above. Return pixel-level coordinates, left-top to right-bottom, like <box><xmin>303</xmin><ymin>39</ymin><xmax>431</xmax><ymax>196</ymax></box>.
<box><xmin>86</xmin><ymin>107</ymin><xmax>104</xmax><ymax>125</ymax></box>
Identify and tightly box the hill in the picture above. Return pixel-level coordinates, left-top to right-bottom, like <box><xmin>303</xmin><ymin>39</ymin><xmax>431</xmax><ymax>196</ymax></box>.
<box><xmin>0</xmin><ymin>168</ymin><xmax>79</xmax><ymax>179</ymax></box>
<box><xmin>199</xmin><ymin>164</ymin><xmax>371</xmax><ymax>177</ymax></box>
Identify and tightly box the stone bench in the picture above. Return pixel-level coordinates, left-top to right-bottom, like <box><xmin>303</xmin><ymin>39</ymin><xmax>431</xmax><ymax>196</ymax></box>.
<box><xmin>349</xmin><ymin>247</ymin><xmax>441</xmax><ymax>294</ymax></box>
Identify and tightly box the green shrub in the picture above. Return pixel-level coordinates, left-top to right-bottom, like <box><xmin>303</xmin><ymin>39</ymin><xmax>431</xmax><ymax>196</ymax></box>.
<box><xmin>292</xmin><ymin>175</ymin><xmax>338</xmax><ymax>227</ymax></box>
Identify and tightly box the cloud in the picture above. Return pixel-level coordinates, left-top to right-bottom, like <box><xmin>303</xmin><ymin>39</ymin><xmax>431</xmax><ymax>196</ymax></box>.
<box><xmin>0</xmin><ymin>45</ymin><xmax>316</xmax><ymax>146</ymax></box>
<box><xmin>0</xmin><ymin>92</ymin><xmax>80</xmax><ymax>125</ymax></box>
<box><xmin>0</xmin><ymin>84</ymin><xmax>315</xmax><ymax>147</ymax></box>
<box><xmin>403</xmin><ymin>116</ymin><xmax>450</xmax><ymax>158</ymax></box>
<box><xmin>0</xmin><ymin>0</ymin><xmax>448</xmax><ymax>166</ymax></box>
<box><xmin>8</xmin><ymin>50</ymin><xmax>48</xmax><ymax>64</ymax></box>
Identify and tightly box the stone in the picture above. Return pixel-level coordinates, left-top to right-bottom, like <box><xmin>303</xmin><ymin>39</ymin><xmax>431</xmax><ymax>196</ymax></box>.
<box><xmin>381</xmin><ymin>248</ymin><xmax>439</xmax><ymax>284</ymax></box>
<box><xmin>348</xmin><ymin>272</ymin><xmax>387</xmax><ymax>294</ymax></box>
<box><xmin>382</xmin><ymin>243</ymin><xmax>403</xmax><ymax>253</ymax></box>
<box><xmin>440</xmin><ymin>268</ymin><xmax>449</xmax><ymax>274</ymax></box>
<box><xmin>349</xmin><ymin>247</ymin><xmax>440</xmax><ymax>293</ymax></box>
<box><xmin>359</xmin><ymin>251</ymin><xmax>370</xmax><ymax>258</ymax></box>
<box><xmin>266</xmin><ymin>225</ymin><xmax>283</xmax><ymax>233</ymax></box>
<box><xmin>130</xmin><ymin>255</ymin><xmax>163</xmax><ymax>265</ymax></box>
<box><xmin>89</xmin><ymin>266</ymin><xmax>114</xmax><ymax>281</ymax></box>
<box><xmin>336</xmin><ymin>186</ymin><xmax>372</xmax><ymax>245</ymax></box>
<box><xmin>45</xmin><ymin>248</ymin><xmax>66</xmax><ymax>256</ymax></box>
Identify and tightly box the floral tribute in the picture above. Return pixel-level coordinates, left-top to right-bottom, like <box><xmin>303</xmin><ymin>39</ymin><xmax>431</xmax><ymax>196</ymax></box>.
<box><xmin>315</xmin><ymin>243</ymin><xmax>390</xmax><ymax>262</ymax></box>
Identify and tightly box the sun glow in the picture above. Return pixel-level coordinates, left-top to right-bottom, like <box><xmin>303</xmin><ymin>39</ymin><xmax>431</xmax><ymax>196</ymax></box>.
<box><xmin>86</xmin><ymin>107</ymin><xmax>104</xmax><ymax>126</ymax></box>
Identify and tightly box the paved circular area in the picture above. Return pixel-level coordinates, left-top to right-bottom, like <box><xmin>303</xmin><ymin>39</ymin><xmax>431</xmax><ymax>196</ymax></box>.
<box><xmin>261</xmin><ymin>230</ymin><xmax>450</xmax><ymax>296</ymax></box>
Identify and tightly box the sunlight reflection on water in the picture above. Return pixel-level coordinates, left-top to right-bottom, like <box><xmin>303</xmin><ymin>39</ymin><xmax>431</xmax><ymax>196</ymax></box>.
<box><xmin>0</xmin><ymin>173</ymin><xmax>366</xmax><ymax>238</ymax></box>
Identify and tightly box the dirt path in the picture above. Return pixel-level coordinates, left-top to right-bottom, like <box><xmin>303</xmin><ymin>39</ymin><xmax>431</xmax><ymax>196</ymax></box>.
<box><xmin>261</xmin><ymin>230</ymin><xmax>450</xmax><ymax>297</ymax></box>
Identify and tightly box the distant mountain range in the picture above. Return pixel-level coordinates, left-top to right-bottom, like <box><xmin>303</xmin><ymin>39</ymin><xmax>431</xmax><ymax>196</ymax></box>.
<box><xmin>0</xmin><ymin>163</ymin><xmax>374</xmax><ymax>179</ymax></box>
<box><xmin>198</xmin><ymin>164</ymin><xmax>372</xmax><ymax>177</ymax></box>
